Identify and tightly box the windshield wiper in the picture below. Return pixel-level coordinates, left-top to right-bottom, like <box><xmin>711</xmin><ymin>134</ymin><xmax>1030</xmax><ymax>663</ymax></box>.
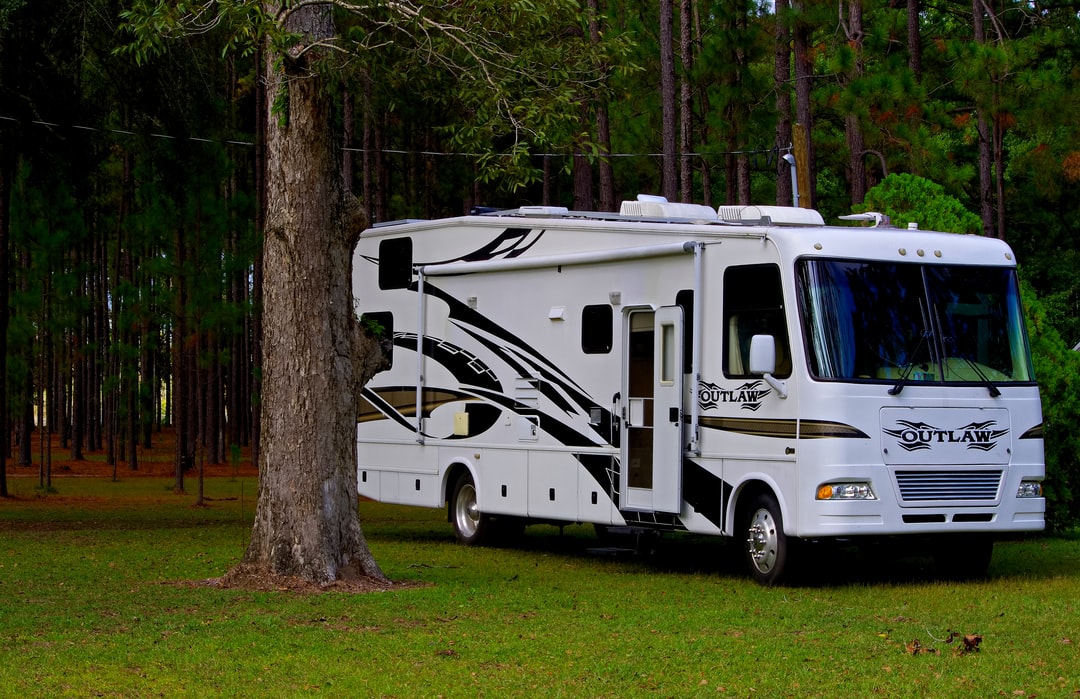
<box><xmin>934</xmin><ymin>305</ymin><xmax>1001</xmax><ymax>398</ymax></box>
<box><xmin>889</xmin><ymin>300</ymin><xmax>935</xmax><ymax>396</ymax></box>
<box><xmin>888</xmin><ymin>330</ymin><xmax>932</xmax><ymax>396</ymax></box>
<box><xmin>957</xmin><ymin>356</ymin><xmax>1002</xmax><ymax>397</ymax></box>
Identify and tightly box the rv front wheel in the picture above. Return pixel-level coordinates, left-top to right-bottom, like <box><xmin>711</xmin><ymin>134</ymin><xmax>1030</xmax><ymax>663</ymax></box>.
<box><xmin>742</xmin><ymin>492</ymin><xmax>795</xmax><ymax>586</ymax></box>
<box><xmin>450</xmin><ymin>472</ymin><xmax>490</xmax><ymax>546</ymax></box>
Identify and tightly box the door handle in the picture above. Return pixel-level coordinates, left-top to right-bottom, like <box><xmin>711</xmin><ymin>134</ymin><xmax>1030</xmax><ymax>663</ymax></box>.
<box><xmin>669</xmin><ymin>407</ymin><xmax>680</xmax><ymax>424</ymax></box>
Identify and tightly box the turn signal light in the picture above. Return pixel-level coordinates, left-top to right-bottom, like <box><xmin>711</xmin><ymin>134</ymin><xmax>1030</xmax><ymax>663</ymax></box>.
<box><xmin>816</xmin><ymin>483</ymin><xmax>875</xmax><ymax>500</ymax></box>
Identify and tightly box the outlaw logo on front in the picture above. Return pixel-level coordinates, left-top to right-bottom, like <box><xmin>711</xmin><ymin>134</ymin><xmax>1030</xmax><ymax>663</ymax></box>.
<box><xmin>698</xmin><ymin>380</ymin><xmax>771</xmax><ymax>412</ymax></box>
<box><xmin>883</xmin><ymin>419</ymin><xmax>1009</xmax><ymax>453</ymax></box>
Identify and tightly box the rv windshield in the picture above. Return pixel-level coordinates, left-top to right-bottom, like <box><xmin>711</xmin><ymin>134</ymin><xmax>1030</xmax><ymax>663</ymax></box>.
<box><xmin>796</xmin><ymin>259</ymin><xmax>1034</xmax><ymax>385</ymax></box>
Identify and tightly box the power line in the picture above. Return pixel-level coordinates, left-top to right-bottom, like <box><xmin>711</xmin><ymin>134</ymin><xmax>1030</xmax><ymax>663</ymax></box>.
<box><xmin>0</xmin><ymin>115</ymin><xmax>255</xmax><ymax>147</ymax></box>
<box><xmin>1</xmin><ymin>113</ymin><xmax>788</xmax><ymax>160</ymax></box>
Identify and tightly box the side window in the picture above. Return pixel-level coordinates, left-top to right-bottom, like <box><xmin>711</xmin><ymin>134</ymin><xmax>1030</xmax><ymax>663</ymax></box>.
<box><xmin>378</xmin><ymin>237</ymin><xmax>413</xmax><ymax>290</ymax></box>
<box><xmin>360</xmin><ymin>311</ymin><xmax>393</xmax><ymax>370</ymax></box>
<box><xmin>581</xmin><ymin>304</ymin><xmax>613</xmax><ymax>354</ymax></box>
<box><xmin>676</xmin><ymin>289</ymin><xmax>693</xmax><ymax>368</ymax></box>
<box><xmin>723</xmin><ymin>264</ymin><xmax>791</xmax><ymax>378</ymax></box>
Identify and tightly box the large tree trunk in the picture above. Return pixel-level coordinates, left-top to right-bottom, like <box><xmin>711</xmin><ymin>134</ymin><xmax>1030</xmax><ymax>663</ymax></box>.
<box><xmin>228</xmin><ymin>3</ymin><xmax>386</xmax><ymax>587</ymax></box>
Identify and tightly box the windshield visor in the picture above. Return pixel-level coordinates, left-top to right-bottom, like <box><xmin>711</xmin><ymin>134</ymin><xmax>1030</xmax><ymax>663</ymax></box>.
<box><xmin>796</xmin><ymin>259</ymin><xmax>1034</xmax><ymax>385</ymax></box>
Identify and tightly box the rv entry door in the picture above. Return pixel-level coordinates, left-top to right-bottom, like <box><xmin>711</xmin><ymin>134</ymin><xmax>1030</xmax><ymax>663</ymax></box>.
<box><xmin>623</xmin><ymin>306</ymin><xmax>684</xmax><ymax>513</ymax></box>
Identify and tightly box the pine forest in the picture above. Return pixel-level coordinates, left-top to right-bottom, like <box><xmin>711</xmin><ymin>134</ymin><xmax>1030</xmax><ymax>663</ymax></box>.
<box><xmin>1</xmin><ymin>0</ymin><xmax>1079</xmax><ymax>527</ymax></box>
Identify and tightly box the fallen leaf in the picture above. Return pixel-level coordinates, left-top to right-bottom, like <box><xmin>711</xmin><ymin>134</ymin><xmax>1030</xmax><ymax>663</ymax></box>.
<box><xmin>905</xmin><ymin>639</ymin><xmax>937</xmax><ymax>655</ymax></box>
<box><xmin>958</xmin><ymin>634</ymin><xmax>983</xmax><ymax>655</ymax></box>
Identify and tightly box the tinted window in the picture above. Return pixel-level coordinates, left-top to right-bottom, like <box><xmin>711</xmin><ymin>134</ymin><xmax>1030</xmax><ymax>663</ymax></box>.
<box><xmin>796</xmin><ymin>259</ymin><xmax>1034</xmax><ymax>384</ymax></box>
<box><xmin>723</xmin><ymin>265</ymin><xmax>791</xmax><ymax>378</ymax></box>
<box><xmin>582</xmin><ymin>304</ymin><xmax>613</xmax><ymax>354</ymax></box>
<box><xmin>378</xmin><ymin>238</ymin><xmax>413</xmax><ymax>290</ymax></box>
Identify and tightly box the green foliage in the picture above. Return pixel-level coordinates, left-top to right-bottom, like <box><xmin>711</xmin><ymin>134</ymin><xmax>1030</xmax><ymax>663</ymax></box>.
<box><xmin>1021</xmin><ymin>279</ymin><xmax>1080</xmax><ymax>532</ymax></box>
<box><xmin>0</xmin><ymin>0</ymin><xmax>24</xmax><ymax>29</ymax></box>
<box><xmin>117</xmin><ymin>0</ymin><xmax>271</xmax><ymax>62</ymax></box>
<box><xmin>859</xmin><ymin>173</ymin><xmax>983</xmax><ymax>234</ymax></box>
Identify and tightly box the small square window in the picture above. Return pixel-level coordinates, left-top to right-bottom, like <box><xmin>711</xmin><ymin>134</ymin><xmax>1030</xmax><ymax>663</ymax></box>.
<box><xmin>378</xmin><ymin>238</ymin><xmax>413</xmax><ymax>290</ymax></box>
<box><xmin>581</xmin><ymin>305</ymin><xmax>613</xmax><ymax>354</ymax></box>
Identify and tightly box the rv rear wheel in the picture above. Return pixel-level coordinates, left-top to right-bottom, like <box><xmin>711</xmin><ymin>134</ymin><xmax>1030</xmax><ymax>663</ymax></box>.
<box><xmin>741</xmin><ymin>492</ymin><xmax>795</xmax><ymax>586</ymax></box>
<box><xmin>450</xmin><ymin>472</ymin><xmax>491</xmax><ymax>546</ymax></box>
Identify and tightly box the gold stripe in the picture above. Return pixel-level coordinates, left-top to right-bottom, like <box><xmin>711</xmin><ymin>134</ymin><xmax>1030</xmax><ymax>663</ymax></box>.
<box><xmin>1019</xmin><ymin>424</ymin><xmax>1044</xmax><ymax>439</ymax></box>
<box><xmin>798</xmin><ymin>419</ymin><xmax>870</xmax><ymax>439</ymax></box>
<box><xmin>699</xmin><ymin>416</ymin><xmax>797</xmax><ymax>438</ymax></box>
<box><xmin>698</xmin><ymin>417</ymin><xmax>868</xmax><ymax>439</ymax></box>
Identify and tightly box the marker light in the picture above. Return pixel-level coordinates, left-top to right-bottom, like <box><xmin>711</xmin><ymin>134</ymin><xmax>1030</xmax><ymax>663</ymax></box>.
<box><xmin>817</xmin><ymin>483</ymin><xmax>875</xmax><ymax>500</ymax></box>
<box><xmin>1016</xmin><ymin>481</ymin><xmax>1043</xmax><ymax>498</ymax></box>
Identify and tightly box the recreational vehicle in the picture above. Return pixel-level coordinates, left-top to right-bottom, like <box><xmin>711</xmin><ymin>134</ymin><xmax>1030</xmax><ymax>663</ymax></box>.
<box><xmin>353</xmin><ymin>196</ymin><xmax>1045</xmax><ymax>584</ymax></box>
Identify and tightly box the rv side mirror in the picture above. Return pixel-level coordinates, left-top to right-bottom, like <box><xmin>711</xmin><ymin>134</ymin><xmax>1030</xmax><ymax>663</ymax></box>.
<box><xmin>749</xmin><ymin>334</ymin><xmax>777</xmax><ymax>375</ymax></box>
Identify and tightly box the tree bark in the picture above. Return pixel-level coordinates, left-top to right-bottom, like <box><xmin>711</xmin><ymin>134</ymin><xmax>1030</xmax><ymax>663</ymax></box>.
<box><xmin>973</xmin><ymin>0</ymin><xmax>994</xmax><ymax>236</ymax></box>
<box><xmin>679</xmin><ymin>0</ymin><xmax>694</xmax><ymax>203</ymax></box>
<box><xmin>229</xmin><ymin>2</ymin><xmax>386</xmax><ymax>586</ymax></box>
<box><xmin>793</xmin><ymin>0</ymin><xmax>817</xmax><ymax>208</ymax></box>
<box><xmin>775</xmin><ymin>0</ymin><xmax>794</xmax><ymax>207</ymax></box>
<box><xmin>907</xmin><ymin>0</ymin><xmax>921</xmax><ymax>77</ymax></box>
<box><xmin>572</xmin><ymin>102</ymin><xmax>593</xmax><ymax>210</ymax></box>
<box><xmin>572</xmin><ymin>148</ymin><xmax>593</xmax><ymax>210</ymax></box>
<box><xmin>252</xmin><ymin>45</ymin><xmax>267</xmax><ymax>470</ymax></box>
<box><xmin>587</xmin><ymin>0</ymin><xmax>615</xmax><ymax>212</ymax></box>
<box><xmin>842</xmin><ymin>0</ymin><xmax>868</xmax><ymax>206</ymax></box>
<box><xmin>660</xmin><ymin>0</ymin><xmax>678</xmax><ymax>201</ymax></box>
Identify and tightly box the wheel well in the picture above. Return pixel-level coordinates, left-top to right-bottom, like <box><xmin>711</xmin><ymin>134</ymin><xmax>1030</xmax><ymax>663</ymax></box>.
<box><xmin>443</xmin><ymin>463</ymin><xmax>471</xmax><ymax>509</ymax></box>
<box><xmin>733</xmin><ymin>480</ymin><xmax>776</xmax><ymax>527</ymax></box>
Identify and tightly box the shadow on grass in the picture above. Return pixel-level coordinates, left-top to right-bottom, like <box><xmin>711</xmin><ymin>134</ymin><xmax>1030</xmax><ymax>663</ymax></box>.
<box><xmin>366</xmin><ymin>513</ymin><xmax>1070</xmax><ymax>588</ymax></box>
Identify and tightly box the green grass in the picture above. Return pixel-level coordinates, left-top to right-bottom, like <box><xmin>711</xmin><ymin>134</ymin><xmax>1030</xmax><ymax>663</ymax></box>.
<box><xmin>2</xmin><ymin>476</ymin><xmax>1078</xmax><ymax>698</ymax></box>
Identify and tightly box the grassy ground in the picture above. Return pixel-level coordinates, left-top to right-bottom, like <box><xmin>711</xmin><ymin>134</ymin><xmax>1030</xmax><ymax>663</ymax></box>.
<box><xmin>1</xmin><ymin>469</ymin><xmax>1078</xmax><ymax>698</ymax></box>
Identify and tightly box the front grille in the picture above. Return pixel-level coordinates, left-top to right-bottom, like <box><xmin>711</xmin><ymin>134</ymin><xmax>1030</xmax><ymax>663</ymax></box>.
<box><xmin>895</xmin><ymin>470</ymin><xmax>1002</xmax><ymax>502</ymax></box>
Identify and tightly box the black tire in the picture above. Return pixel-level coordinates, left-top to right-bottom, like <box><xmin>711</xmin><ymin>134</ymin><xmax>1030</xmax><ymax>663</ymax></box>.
<box><xmin>450</xmin><ymin>472</ymin><xmax>491</xmax><ymax>545</ymax></box>
<box><xmin>934</xmin><ymin>535</ymin><xmax>994</xmax><ymax>580</ymax></box>
<box><xmin>741</xmin><ymin>492</ymin><xmax>797</xmax><ymax>586</ymax></box>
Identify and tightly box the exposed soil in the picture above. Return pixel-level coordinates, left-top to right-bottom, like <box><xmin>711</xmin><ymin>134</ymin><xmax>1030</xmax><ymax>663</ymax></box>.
<box><xmin>205</xmin><ymin>562</ymin><xmax>419</xmax><ymax>594</ymax></box>
<box><xmin>2</xmin><ymin>427</ymin><xmax>258</xmax><ymax>481</ymax></box>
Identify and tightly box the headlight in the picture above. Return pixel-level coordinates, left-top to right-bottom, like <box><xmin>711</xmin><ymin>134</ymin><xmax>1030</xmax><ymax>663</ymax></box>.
<box><xmin>816</xmin><ymin>482</ymin><xmax>875</xmax><ymax>500</ymax></box>
<box><xmin>1016</xmin><ymin>481</ymin><xmax>1043</xmax><ymax>498</ymax></box>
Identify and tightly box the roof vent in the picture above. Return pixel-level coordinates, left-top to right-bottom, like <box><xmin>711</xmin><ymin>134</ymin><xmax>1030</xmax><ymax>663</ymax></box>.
<box><xmin>620</xmin><ymin>195</ymin><xmax>718</xmax><ymax>222</ymax></box>
<box><xmin>718</xmin><ymin>205</ymin><xmax>824</xmax><ymax>226</ymax></box>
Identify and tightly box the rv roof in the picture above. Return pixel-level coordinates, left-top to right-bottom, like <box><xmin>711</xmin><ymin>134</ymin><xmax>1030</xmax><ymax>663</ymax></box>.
<box><xmin>462</xmin><ymin>195</ymin><xmax>825</xmax><ymax>227</ymax></box>
<box><xmin>372</xmin><ymin>196</ymin><xmax>820</xmax><ymax>229</ymax></box>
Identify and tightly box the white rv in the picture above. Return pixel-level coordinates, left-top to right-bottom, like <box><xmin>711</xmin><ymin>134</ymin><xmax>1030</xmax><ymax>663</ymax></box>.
<box><xmin>353</xmin><ymin>196</ymin><xmax>1045</xmax><ymax>584</ymax></box>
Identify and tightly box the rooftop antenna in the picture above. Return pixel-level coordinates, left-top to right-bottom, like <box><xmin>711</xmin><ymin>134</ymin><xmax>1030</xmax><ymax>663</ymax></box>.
<box><xmin>838</xmin><ymin>212</ymin><xmax>891</xmax><ymax>227</ymax></box>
